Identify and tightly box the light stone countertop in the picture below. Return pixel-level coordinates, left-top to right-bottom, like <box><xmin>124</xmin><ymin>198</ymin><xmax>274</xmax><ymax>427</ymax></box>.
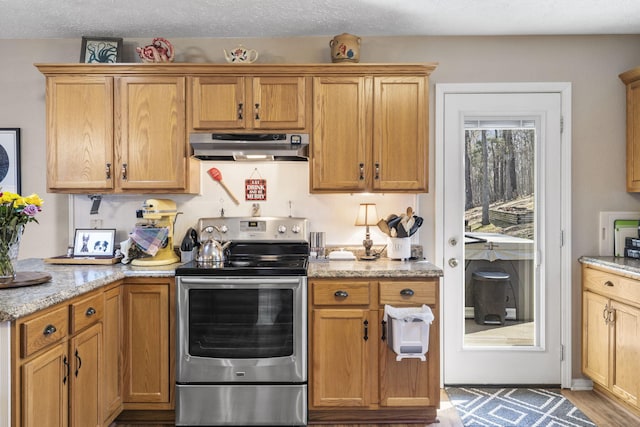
<box><xmin>0</xmin><ymin>257</ymin><xmax>443</xmax><ymax>322</ymax></box>
<box><xmin>0</xmin><ymin>259</ymin><xmax>178</xmax><ymax>322</ymax></box>
<box><xmin>308</xmin><ymin>257</ymin><xmax>443</xmax><ymax>278</ymax></box>
<box><xmin>579</xmin><ymin>255</ymin><xmax>640</xmax><ymax>280</ymax></box>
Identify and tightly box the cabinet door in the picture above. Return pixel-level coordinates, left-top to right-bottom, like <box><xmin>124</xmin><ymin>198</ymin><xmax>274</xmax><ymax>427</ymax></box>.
<box><xmin>116</xmin><ymin>76</ymin><xmax>186</xmax><ymax>190</ymax></box>
<box><xmin>46</xmin><ymin>76</ymin><xmax>114</xmax><ymax>191</ymax></box>
<box><xmin>251</xmin><ymin>76</ymin><xmax>307</xmax><ymax>129</ymax></box>
<box><xmin>69</xmin><ymin>323</ymin><xmax>102</xmax><ymax>427</ymax></box>
<box><xmin>372</xmin><ymin>76</ymin><xmax>427</xmax><ymax>192</ymax></box>
<box><xmin>190</xmin><ymin>76</ymin><xmax>246</xmax><ymax>129</ymax></box>
<box><xmin>122</xmin><ymin>282</ymin><xmax>170</xmax><ymax>404</ymax></box>
<box><xmin>582</xmin><ymin>291</ymin><xmax>610</xmax><ymax>387</ymax></box>
<box><xmin>311</xmin><ymin>76</ymin><xmax>370</xmax><ymax>192</ymax></box>
<box><xmin>103</xmin><ymin>286</ymin><xmax>123</xmax><ymax>423</ymax></box>
<box><xmin>310</xmin><ymin>308</ymin><xmax>372</xmax><ymax>407</ymax></box>
<box><xmin>21</xmin><ymin>343</ymin><xmax>68</xmax><ymax>427</ymax></box>
<box><xmin>610</xmin><ymin>300</ymin><xmax>640</xmax><ymax>406</ymax></box>
<box><xmin>626</xmin><ymin>80</ymin><xmax>640</xmax><ymax>191</ymax></box>
<box><xmin>378</xmin><ymin>307</ymin><xmax>438</xmax><ymax>407</ymax></box>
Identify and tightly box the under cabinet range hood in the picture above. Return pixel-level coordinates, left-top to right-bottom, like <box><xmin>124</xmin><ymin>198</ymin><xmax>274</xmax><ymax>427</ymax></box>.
<box><xmin>190</xmin><ymin>133</ymin><xmax>309</xmax><ymax>161</ymax></box>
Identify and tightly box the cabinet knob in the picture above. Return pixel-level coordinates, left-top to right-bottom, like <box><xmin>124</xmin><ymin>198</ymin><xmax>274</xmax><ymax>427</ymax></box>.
<box><xmin>603</xmin><ymin>280</ymin><xmax>614</xmax><ymax>287</ymax></box>
<box><xmin>43</xmin><ymin>324</ymin><xmax>57</xmax><ymax>336</ymax></box>
<box><xmin>85</xmin><ymin>307</ymin><xmax>96</xmax><ymax>317</ymax></box>
<box><xmin>334</xmin><ymin>290</ymin><xmax>349</xmax><ymax>298</ymax></box>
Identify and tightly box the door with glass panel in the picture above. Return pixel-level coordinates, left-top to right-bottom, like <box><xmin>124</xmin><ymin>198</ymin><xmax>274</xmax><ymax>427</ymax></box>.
<box><xmin>440</xmin><ymin>88</ymin><xmax>565</xmax><ymax>384</ymax></box>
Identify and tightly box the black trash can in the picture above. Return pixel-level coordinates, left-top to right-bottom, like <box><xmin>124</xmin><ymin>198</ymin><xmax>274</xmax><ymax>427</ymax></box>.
<box><xmin>472</xmin><ymin>271</ymin><xmax>510</xmax><ymax>325</ymax></box>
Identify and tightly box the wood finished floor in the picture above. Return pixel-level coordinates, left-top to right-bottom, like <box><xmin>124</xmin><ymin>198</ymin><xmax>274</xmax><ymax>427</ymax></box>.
<box><xmin>113</xmin><ymin>388</ymin><xmax>640</xmax><ymax>426</ymax></box>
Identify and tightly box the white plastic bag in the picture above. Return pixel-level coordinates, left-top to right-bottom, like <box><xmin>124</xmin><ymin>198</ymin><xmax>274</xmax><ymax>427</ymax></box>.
<box><xmin>384</xmin><ymin>304</ymin><xmax>434</xmax><ymax>361</ymax></box>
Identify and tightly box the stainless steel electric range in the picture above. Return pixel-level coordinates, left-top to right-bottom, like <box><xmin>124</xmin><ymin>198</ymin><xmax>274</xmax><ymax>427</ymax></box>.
<box><xmin>175</xmin><ymin>217</ymin><xmax>309</xmax><ymax>426</ymax></box>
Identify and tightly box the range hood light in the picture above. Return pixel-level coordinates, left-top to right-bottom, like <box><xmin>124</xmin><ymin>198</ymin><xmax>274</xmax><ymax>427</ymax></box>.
<box><xmin>234</xmin><ymin>154</ymin><xmax>275</xmax><ymax>161</ymax></box>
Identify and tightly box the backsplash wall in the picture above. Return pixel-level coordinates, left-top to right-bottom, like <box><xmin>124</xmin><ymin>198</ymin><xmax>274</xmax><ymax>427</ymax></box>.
<box><xmin>71</xmin><ymin>161</ymin><xmax>419</xmax><ymax>254</ymax></box>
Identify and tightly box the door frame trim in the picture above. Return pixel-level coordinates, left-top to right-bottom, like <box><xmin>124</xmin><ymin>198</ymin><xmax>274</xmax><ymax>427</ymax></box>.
<box><xmin>434</xmin><ymin>82</ymin><xmax>572</xmax><ymax>388</ymax></box>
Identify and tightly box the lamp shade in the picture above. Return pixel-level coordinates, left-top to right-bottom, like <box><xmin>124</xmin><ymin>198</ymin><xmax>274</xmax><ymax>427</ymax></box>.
<box><xmin>355</xmin><ymin>203</ymin><xmax>378</xmax><ymax>226</ymax></box>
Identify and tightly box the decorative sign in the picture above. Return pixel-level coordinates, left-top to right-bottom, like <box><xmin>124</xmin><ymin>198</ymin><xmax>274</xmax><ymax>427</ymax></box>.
<box><xmin>245</xmin><ymin>178</ymin><xmax>267</xmax><ymax>201</ymax></box>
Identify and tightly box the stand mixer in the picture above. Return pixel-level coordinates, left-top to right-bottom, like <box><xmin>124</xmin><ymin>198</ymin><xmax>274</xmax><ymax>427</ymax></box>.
<box><xmin>131</xmin><ymin>198</ymin><xmax>180</xmax><ymax>266</ymax></box>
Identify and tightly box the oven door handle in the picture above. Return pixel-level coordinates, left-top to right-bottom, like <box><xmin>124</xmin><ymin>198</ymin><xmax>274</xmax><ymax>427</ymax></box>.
<box><xmin>178</xmin><ymin>276</ymin><xmax>304</xmax><ymax>287</ymax></box>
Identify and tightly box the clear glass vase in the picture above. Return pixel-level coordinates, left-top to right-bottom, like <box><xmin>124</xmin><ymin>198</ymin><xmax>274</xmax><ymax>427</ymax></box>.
<box><xmin>0</xmin><ymin>225</ymin><xmax>23</xmax><ymax>284</ymax></box>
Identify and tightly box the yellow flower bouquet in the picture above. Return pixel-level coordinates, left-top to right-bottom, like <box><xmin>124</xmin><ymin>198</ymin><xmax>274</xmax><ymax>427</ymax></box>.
<box><xmin>0</xmin><ymin>191</ymin><xmax>44</xmax><ymax>283</ymax></box>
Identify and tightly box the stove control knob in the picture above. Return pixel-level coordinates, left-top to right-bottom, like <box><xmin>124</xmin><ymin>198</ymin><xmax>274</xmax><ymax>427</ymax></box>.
<box><xmin>278</xmin><ymin>225</ymin><xmax>287</xmax><ymax>234</ymax></box>
<box><xmin>203</xmin><ymin>226</ymin><xmax>215</xmax><ymax>234</ymax></box>
<box><xmin>219</xmin><ymin>225</ymin><xmax>229</xmax><ymax>234</ymax></box>
<box><xmin>291</xmin><ymin>225</ymin><xmax>301</xmax><ymax>234</ymax></box>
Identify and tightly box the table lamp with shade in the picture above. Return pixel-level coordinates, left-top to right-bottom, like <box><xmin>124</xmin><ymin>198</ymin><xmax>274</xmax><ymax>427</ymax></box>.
<box><xmin>355</xmin><ymin>203</ymin><xmax>378</xmax><ymax>260</ymax></box>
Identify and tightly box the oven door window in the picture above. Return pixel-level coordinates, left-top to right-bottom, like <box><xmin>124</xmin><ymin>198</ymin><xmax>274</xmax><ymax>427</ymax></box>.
<box><xmin>189</xmin><ymin>288</ymin><xmax>294</xmax><ymax>358</ymax></box>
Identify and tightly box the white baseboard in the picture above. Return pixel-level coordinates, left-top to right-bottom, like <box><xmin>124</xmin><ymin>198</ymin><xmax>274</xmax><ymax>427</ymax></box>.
<box><xmin>570</xmin><ymin>378</ymin><xmax>593</xmax><ymax>391</ymax></box>
<box><xmin>465</xmin><ymin>306</ymin><xmax>517</xmax><ymax>320</ymax></box>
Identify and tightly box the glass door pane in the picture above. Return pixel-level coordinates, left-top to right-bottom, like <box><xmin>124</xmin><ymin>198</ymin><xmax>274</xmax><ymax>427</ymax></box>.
<box><xmin>463</xmin><ymin>122</ymin><xmax>536</xmax><ymax>348</ymax></box>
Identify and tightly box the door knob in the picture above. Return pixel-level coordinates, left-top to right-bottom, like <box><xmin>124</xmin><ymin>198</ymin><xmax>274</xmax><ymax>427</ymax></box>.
<box><xmin>448</xmin><ymin>258</ymin><xmax>459</xmax><ymax>268</ymax></box>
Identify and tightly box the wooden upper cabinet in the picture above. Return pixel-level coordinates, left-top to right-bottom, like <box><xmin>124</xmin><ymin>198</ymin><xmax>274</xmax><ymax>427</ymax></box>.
<box><xmin>46</xmin><ymin>76</ymin><xmax>114</xmax><ymax>191</ymax></box>
<box><xmin>190</xmin><ymin>75</ymin><xmax>308</xmax><ymax>131</ymax></box>
<box><xmin>620</xmin><ymin>67</ymin><xmax>640</xmax><ymax>192</ymax></box>
<box><xmin>311</xmin><ymin>75</ymin><xmax>428</xmax><ymax>193</ymax></box>
<box><xmin>116</xmin><ymin>76</ymin><xmax>186</xmax><ymax>190</ymax></box>
<box><xmin>372</xmin><ymin>76</ymin><xmax>427</xmax><ymax>192</ymax></box>
<box><xmin>312</xmin><ymin>76</ymin><xmax>370</xmax><ymax>192</ymax></box>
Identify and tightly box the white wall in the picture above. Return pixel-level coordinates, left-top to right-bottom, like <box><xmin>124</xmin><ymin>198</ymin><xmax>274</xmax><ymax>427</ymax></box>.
<box><xmin>71</xmin><ymin>162</ymin><xmax>416</xmax><ymax>251</ymax></box>
<box><xmin>3</xmin><ymin>34</ymin><xmax>640</xmax><ymax>379</ymax></box>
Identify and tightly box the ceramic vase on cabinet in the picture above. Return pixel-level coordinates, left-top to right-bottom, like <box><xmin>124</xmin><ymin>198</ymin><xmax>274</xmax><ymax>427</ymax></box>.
<box><xmin>330</xmin><ymin>33</ymin><xmax>361</xmax><ymax>63</ymax></box>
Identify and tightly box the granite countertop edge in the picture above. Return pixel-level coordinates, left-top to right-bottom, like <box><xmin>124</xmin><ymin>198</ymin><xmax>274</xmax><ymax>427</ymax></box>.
<box><xmin>0</xmin><ymin>259</ymin><xmax>177</xmax><ymax>322</ymax></box>
<box><xmin>1</xmin><ymin>258</ymin><xmax>443</xmax><ymax>322</ymax></box>
<box><xmin>579</xmin><ymin>255</ymin><xmax>640</xmax><ymax>279</ymax></box>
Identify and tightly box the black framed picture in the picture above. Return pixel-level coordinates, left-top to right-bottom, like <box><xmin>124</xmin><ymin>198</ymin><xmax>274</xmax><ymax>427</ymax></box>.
<box><xmin>0</xmin><ymin>128</ymin><xmax>20</xmax><ymax>194</ymax></box>
<box><xmin>80</xmin><ymin>36</ymin><xmax>123</xmax><ymax>63</ymax></box>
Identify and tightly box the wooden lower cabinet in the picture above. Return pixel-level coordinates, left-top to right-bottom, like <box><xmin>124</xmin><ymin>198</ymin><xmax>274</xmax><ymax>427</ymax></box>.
<box><xmin>103</xmin><ymin>285</ymin><xmax>123</xmax><ymax>424</ymax></box>
<box><xmin>12</xmin><ymin>277</ymin><xmax>175</xmax><ymax>426</ymax></box>
<box><xmin>14</xmin><ymin>289</ymin><xmax>104</xmax><ymax>427</ymax></box>
<box><xmin>122</xmin><ymin>277</ymin><xmax>174</xmax><ymax>409</ymax></box>
<box><xmin>582</xmin><ymin>264</ymin><xmax>640</xmax><ymax>414</ymax></box>
<box><xmin>308</xmin><ymin>278</ymin><xmax>439</xmax><ymax>423</ymax></box>
<box><xmin>20</xmin><ymin>343</ymin><xmax>68</xmax><ymax>427</ymax></box>
<box><xmin>69</xmin><ymin>322</ymin><xmax>102</xmax><ymax>427</ymax></box>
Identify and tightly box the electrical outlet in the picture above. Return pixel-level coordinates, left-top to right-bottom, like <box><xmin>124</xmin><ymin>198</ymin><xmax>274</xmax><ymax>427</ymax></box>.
<box><xmin>90</xmin><ymin>218</ymin><xmax>103</xmax><ymax>229</ymax></box>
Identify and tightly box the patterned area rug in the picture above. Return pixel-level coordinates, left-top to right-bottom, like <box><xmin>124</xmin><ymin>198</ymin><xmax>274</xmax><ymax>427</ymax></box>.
<box><xmin>446</xmin><ymin>387</ymin><xmax>596</xmax><ymax>426</ymax></box>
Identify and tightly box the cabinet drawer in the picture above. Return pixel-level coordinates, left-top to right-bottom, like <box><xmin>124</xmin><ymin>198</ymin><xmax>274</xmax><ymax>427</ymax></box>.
<box><xmin>379</xmin><ymin>280</ymin><xmax>436</xmax><ymax>305</ymax></box>
<box><xmin>70</xmin><ymin>292</ymin><xmax>104</xmax><ymax>334</ymax></box>
<box><xmin>583</xmin><ymin>266</ymin><xmax>640</xmax><ymax>304</ymax></box>
<box><xmin>312</xmin><ymin>281</ymin><xmax>371</xmax><ymax>306</ymax></box>
<box><xmin>21</xmin><ymin>305</ymin><xmax>68</xmax><ymax>358</ymax></box>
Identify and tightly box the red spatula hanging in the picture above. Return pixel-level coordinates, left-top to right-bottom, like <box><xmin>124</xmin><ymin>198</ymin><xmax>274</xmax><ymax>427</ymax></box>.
<box><xmin>207</xmin><ymin>167</ymin><xmax>240</xmax><ymax>205</ymax></box>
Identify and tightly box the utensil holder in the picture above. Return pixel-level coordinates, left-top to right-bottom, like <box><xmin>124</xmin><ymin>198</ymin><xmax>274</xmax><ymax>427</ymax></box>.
<box><xmin>387</xmin><ymin>237</ymin><xmax>411</xmax><ymax>260</ymax></box>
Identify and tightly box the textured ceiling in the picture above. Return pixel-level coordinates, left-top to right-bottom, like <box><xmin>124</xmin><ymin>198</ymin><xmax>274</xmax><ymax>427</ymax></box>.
<box><xmin>1</xmin><ymin>0</ymin><xmax>639</xmax><ymax>39</ymax></box>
